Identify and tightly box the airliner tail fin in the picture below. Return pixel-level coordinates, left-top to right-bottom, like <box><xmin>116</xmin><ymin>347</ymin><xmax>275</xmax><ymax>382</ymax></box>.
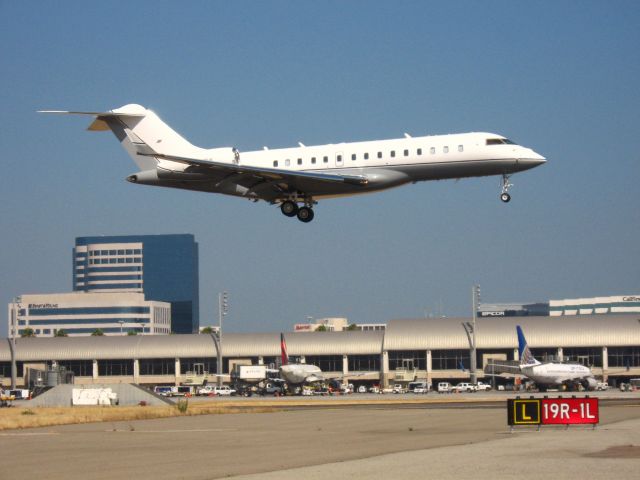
<box><xmin>280</xmin><ymin>333</ymin><xmax>289</xmax><ymax>366</ymax></box>
<box><xmin>517</xmin><ymin>325</ymin><xmax>540</xmax><ymax>366</ymax></box>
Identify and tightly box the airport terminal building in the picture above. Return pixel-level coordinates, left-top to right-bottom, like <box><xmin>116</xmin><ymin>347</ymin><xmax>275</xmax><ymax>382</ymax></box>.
<box><xmin>2</xmin><ymin>315</ymin><xmax>639</xmax><ymax>388</ymax></box>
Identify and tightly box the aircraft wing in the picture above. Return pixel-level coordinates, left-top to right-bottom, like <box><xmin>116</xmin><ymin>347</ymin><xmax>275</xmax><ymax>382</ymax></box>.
<box><xmin>138</xmin><ymin>151</ymin><xmax>369</xmax><ymax>201</ymax></box>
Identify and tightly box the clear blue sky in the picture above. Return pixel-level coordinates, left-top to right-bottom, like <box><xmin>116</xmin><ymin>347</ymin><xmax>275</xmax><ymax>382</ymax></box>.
<box><xmin>1</xmin><ymin>1</ymin><xmax>638</xmax><ymax>336</ymax></box>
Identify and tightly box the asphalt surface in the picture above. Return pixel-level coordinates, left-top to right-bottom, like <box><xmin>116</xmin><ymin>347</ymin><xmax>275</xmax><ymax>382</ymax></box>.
<box><xmin>1</xmin><ymin>396</ymin><xmax>638</xmax><ymax>480</ymax></box>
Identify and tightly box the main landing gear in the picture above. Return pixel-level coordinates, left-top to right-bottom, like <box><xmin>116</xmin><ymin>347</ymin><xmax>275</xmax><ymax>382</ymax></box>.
<box><xmin>280</xmin><ymin>199</ymin><xmax>315</xmax><ymax>223</ymax></box>
<box><xmin>500</xmin><ymin>174</ymin><xmax>513</xmax><ymax>203</ymax></box>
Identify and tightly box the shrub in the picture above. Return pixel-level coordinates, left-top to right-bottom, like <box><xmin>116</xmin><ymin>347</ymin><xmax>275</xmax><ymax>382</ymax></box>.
<box><xmin>176</xmin><ymin>399</ymin><xmax>189</xmax><ymax>414</ymax></box>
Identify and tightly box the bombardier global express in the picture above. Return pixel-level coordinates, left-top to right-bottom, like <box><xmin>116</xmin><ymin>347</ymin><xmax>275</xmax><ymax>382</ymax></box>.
<box><xmin>40</xmin><ymin>104</ymin><xmax>546</xmax><ymax>222</ymax></box>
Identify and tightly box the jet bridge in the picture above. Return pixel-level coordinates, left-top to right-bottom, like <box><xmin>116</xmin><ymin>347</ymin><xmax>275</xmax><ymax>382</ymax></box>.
<box><xmin>484</xmin><ymin>359</ymin><xmax>521</xmax><ymax>376</ymax></box>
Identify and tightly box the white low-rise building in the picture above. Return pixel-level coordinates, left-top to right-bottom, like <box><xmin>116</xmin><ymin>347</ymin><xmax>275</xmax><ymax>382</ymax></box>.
<box><xmin>8</xmin><ymin>292</ymin><xmax>171</xmax><ymax>337</ymax></box>
<box><xmin>550</xmin><ymin>295</ymin><xmax>640</xmax><ymax>316</ymax></box>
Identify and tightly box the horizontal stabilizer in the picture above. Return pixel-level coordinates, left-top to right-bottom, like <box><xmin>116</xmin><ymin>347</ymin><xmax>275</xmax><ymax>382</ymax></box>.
<box><xmin>37</xmin><ymin>110</ymin><xmax>145</xmax><ymax>117</ymax></box>
<box><xmin>38</xmin><ymin>105</ymin><xmax>147</xmax><ymax>131</ymax></box>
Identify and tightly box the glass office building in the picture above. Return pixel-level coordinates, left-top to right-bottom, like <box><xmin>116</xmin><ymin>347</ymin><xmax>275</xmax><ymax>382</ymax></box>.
<box><xmin>73</xmin><ymin>234</ymin><xmax>199</xmax><ymax>333</ymax></box>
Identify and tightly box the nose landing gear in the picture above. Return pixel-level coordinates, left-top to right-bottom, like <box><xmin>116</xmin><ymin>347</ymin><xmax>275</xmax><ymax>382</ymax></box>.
<box><xmin>500</xmin><ymin>174</ymin><xmax>513</xmax><ymax>203</ymax></box>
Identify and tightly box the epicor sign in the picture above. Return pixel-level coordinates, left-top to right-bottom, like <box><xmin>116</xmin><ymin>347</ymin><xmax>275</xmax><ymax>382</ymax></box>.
<box><xmin>508</xmin><ymin>397</ymin><xmax>599</xmax><ymax>426</ymax></box>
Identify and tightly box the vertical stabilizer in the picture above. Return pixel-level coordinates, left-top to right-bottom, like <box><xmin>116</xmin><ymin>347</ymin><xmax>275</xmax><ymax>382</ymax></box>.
<box><xmin>280</xmin><ymin>333</ymin><xmax>289</xmax><ymax>366</ymax></box>
<box><xmin>517</xmin><ymin>325</ymin><xmax>540</xmax><ymax>366</ymax></box>
<box><xmin>39</xmin><ymin>104</ymin><xmax>205</xmax><ymax>172</ymax></box>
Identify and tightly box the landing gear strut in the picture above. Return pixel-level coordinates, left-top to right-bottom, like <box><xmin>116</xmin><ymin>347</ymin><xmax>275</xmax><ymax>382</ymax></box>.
<box><xmin>279</xmin><ymin>197</ymin><xmax>316</xmax><ymax>223</ymax></box>
<box><xmin>500</xmin><ymin>174</ymin><xmax>513</xmax><ymax>203</ymax></box>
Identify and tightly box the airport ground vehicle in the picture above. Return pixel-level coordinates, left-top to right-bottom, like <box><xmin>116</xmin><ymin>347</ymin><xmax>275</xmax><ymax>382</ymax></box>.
<box><xmin>262</xmin><ymin>384</ymin><xmax>283</xmax><ymax>395</ymax></box>
<box><xmin>8</xmin><ymin>389</ymin><xmax>30</xmax><ymax>400</ymax></box>
<box><xmin>211</xmin><ymin>386</ymin><xmax>236</xmax><ymax>396</ymax></box>
<box><xmin>595</xmin><ymin>382</ymin><xmax>609</xmax><ymax>391</ymax></box>
<box><xmin>437</xmin><ymin>382</ymin><xmax>452</xmax><ymax>393</ymax></box>
<box><xmin>452</xmin><ymin>383</ymin><xmax>478</xmax><ymax>393</ymax></box>
<box><xmin>153</xmin><ymin>386</ymin><xmax>173</xmax><ymax>396</ymax></box>
<box><xmin>357</xmin><ymin>385</ymin><xmax>367</xmax><ymax>393</ymax></box>
<box><xmin>172</xmin><ymin>386</ymin><xmax>195</xmax><ymax>397</ymax></box>
<box><xmin>475</xmin><ymin>381</ymin><xmax>492</xmax><ymax>391</ymax></box>
<box><xmin>380</xmin><ymin>384</ymin><xmax>406</xmax><ymax>394</ymax></box>
<box><xmin>182</xmin><ymin>363</ymin><xmax>209</xmax><ymax>386</ymax></box>
<box><xmin>408</xmin><ymin>381</ymin><xmax>430</xmax><ymax>393</ymax></box>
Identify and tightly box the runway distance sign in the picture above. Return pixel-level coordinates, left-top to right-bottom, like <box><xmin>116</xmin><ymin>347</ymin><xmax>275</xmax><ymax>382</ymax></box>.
<box><xmin>507</xmin><ymin>397</ymin><xmax>599</xmax><ymax>426</ymax></box>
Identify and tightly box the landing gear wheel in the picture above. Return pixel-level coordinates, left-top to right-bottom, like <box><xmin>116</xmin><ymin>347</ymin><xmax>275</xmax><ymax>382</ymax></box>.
<box><xmin>500</xmin><ymin>174</ymin><xmax>513</xmax><ymax>203</ymax></box>
<box><xmin>280</xmin><ymin>201</ymin><xmax>298</xmax><ymax>217</ymax></box>
<box><xmin>297</xmin><ymin>206</ymin><xmax>314</xmax><ymax>223</ymax></box>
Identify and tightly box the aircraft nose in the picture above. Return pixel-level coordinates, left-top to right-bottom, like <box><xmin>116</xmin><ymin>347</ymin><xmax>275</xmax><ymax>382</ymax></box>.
<box><xmin>518</xmin><ymin>149</ymin><xmax>546</xmax><ymax>168</ymax></box>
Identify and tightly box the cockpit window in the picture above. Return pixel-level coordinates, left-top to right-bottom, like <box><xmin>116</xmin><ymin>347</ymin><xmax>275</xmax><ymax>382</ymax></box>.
<box><xmin>486</xmin><ymin>138</ymin><xmax>517</xmax><ymax>145</ymax></box>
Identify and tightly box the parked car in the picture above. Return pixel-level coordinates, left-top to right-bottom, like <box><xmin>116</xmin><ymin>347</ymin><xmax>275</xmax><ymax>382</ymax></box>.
<box><xmin>452</xmin><ymin>382</ymin><xmax>477</xmax><ymax>393</ymax></box>
<box><xmin>211</xmin><ymin>386</ymin><xmax>236</xmax><ymax>396</ymax></box>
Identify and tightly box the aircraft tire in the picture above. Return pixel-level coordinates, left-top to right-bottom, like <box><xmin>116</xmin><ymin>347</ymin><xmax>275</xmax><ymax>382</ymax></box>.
<box><xmin>281</xmin><ymin>201</ymin><xmax>299</xmax><ymax>217</ymax></box>
<box><xmin>297</xmin><ymin>207</ymin><xmax>314</xmax><ymax>223</ymax></box>
<box><xmin>500</xmin><ymin>193</ymin><xmax>511</xmax><ymax>203</ymax></box>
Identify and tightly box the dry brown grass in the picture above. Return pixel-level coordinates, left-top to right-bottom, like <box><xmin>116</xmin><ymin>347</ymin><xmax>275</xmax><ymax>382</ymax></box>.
<box><xmin>0</xmin><ymin>403</ymin><xmax>276</xmax><ymax>431</ymax></box>
<box><xmin>0</xmin><ymin>395</ymin><xmax>500</xmax><ymax>431</ymax></box>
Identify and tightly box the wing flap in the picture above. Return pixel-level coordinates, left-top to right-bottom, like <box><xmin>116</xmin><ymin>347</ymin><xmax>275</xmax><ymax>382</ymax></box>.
<box><xmin>138</xmin><ymin>151</ymin><xmax>369</xmax><ymax>186</ymax></box>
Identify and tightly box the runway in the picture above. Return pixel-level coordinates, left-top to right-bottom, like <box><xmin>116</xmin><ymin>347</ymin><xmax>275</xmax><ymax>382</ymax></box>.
<box><xmin>1</xmin><ymin>398</ymin><xmax>638</xmax><ymax>480</ymax></box>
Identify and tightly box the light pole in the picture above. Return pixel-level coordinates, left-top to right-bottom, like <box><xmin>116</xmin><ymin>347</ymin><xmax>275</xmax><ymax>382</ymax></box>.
<box><xmin>118</xmin><ymin>320</ymin><xmax>125</xmax><ymax>335</ymax></box>
<box><xmin>10</xmin><ymin>297</ymin><xmax>21</xmax><ymax>389</ymax></box>
<box><xmin>217</xmin><ymin>291</ymin><xmax>229</xmax><ymax>387</ymax></box>
<box><xmin>462</xmin><ymin>285</ymin><xmax>480</xmax><ymax>384</ymax></box>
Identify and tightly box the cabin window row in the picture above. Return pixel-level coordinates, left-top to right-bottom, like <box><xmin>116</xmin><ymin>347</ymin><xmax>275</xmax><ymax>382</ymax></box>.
<box><xmin>272</xmin><ymin>145</ymin><xmax>464</xmax><ymax>167</ymax></box>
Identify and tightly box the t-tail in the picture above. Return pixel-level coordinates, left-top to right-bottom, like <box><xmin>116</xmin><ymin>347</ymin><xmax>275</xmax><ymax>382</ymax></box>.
<box><xmin>517</xmin><ymin>325</ymin><xmax>540</xmax><ymax>367</ymax></box>
<box><xmin>38</xmin><ymin>104</ymin><xmax>237</xmax><ymax>184</ymax></box>
<box><xmin>280</xmin><ymin>333</ymin><xmax>289</xmax><ymax>366</ymax></box>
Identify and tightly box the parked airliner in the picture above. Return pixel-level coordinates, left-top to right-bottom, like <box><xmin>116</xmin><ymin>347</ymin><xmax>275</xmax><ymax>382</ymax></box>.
<box><xmin>517</xmin><ymin>326</ymin><xmax>597</xmax><ymax>391</ymax></box>
<box><xmin>276</xmin><ymin>333</ymin><xmax>324</xmax><ymax>386</ymax></box>
<box><xmin>40</xmin><ymin>104</ymin><xmax>546</xmax><ymax>222</ymax></box>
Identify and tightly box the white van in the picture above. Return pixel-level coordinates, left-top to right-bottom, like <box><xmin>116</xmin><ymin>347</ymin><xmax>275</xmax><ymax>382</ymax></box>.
<box><xmin>437</xmin><ymin>382</ymin><xmax>452</xmax><ymax>393</ymax></box>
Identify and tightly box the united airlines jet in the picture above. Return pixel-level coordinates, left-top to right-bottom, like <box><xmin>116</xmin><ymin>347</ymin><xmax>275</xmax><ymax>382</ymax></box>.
<box><xmin>40</xmin><ymin>104</ymin><xmax>546</xmax><ymax>222</ymax></box>
<box><xmin>517</xmin><ymin>326</ymin><xmax>597</xmax><ymax>391</ymax></box>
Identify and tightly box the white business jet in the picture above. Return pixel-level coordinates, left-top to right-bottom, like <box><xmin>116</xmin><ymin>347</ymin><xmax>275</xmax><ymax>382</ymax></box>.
<box><xmin>517</xmin><ymin>326</ymin><xmax>597</xmax><ymax>391</ymax></box>
<box><xmin>40</xmin><ymin>104</ymin><xmax>546</xmax><ymax>222</ymax></box>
